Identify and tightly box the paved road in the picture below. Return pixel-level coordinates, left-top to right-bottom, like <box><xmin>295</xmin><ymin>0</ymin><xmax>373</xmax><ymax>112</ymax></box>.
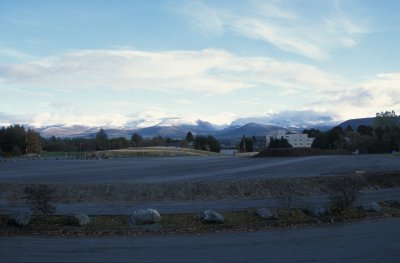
<box><xmin>1</xmin><ymin>217</ymin><xmax>399</xmax><ymax>262</ymax></box>
<box><xmin>0</xmin><ymin>155</ymin><xmax>399</xmax><ymax>183</ymax></box>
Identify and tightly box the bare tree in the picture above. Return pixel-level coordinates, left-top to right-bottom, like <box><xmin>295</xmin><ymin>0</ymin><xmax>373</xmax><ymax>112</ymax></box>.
<box><xmin>275</xmin><ymin>179</ymin><xmax>301</xmax><ymax>215</ymax></box>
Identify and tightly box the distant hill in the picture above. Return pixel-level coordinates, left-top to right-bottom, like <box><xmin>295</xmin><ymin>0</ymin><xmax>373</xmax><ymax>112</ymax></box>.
<box><xmin>214</xmin><ymin>123</ymin><xmax>286</xmax><ymax>139</ymax></box>
<box><xmin>339</xmin><ymin>117</ymin><xmax>400</xmax><ymax>129</ymax></box>
<box><xmin>339</xmin><ymin>118</ymin><xmax>375</xmax><ymax>129</ymax></box>
<box><xmin>133</xmin><ymin>125</ymin><xmax>188</xmax><ymax>138</ymax></box>
<box><xmin>133</xmin><ymin>121</ymin><xmax>221</xmax><ymax>138</ymax></box>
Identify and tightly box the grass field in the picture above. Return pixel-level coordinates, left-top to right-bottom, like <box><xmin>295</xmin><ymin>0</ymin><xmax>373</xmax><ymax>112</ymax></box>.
<box><xmin>3</xmin><ymin>147</ymin><xmax>222</xmax><ymax>160</ymax></box>
<box><xmin>95</xmin><ymin>147</ymin><xmax>221</xmax><ymax>158</ymax></box>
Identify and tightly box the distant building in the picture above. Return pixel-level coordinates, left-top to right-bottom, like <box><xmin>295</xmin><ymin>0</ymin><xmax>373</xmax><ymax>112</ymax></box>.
<box><xmin>266</xmin><ymin>130</ymin><xmax>314</xmax><ymax>148</ymax></box>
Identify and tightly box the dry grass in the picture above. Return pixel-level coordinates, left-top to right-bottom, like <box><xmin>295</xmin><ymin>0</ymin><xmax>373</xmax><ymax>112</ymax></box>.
<box><xmin>95</xmin><ymin>147</ymin><xmax>221</xmax><ymax>158</ymax></box>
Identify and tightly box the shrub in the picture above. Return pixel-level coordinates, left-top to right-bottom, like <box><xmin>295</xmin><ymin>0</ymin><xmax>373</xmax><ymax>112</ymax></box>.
<box><xmin>275</xmin><ymin>179</ymin><xmax>301</xmax><ymax>215</ymax></box>
<box><xmin>24</xmin><ymin>185</ymin><xmax>56</xmax><ymax>215</ymax></box>
<box><xmin>327</xmin><ymin>175</ymin><xmax>364</xmax><ymax>213</ymax></box>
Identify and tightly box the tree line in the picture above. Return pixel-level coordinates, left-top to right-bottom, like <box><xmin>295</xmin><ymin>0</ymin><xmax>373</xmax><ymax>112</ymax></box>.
<box><xmin>307</xmin><ymin>111</ymin><xmax>400</xmax><ymax>153</ymax></box>
<box><xmin>0</xmin><ymin>127</ymin><xmax>221</xmax><ymax>157</ymax></box>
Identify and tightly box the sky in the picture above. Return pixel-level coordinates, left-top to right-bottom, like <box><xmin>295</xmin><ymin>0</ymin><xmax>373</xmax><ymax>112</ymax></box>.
<box><xmin>0</xmin><ymin>0</ymin><xmax>400</xmax><ymax>127</ymax></box>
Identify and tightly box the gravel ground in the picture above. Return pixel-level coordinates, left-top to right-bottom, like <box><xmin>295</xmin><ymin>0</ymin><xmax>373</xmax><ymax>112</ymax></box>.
<box><xmin>0</xmin><ymin>155</ymin><xmax>399</xmax><ymax>183</ymax></box>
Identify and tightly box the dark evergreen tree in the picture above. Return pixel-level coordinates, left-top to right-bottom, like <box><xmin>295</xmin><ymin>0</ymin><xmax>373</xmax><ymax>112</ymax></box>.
<box><xmin>207</xmin><ymin>135</ymin><xmax>221</xmax><ymax>153</ymax></box>
<box><xmin>268</xmin><ymin>137</ymin><xmax>292</xmax><ymax>148</ymax></box>
<box><xmin>238</xmin><ymin>135</ymin><xmax>253</xmax><ymax>152</ymax></box>
<box><xmin>95</xmin><ymin>128</ymin><xmax>108</xmax><ymax>150</ymax></box>
<box><xmin>25</xmin><ymin>129</ymin><xmax>41</xmax><ymax>154</ymax></box>
<box><xmin>374</xmin><ymin>110</ymin><xmax>399</xmax><ymax>128</ymax></box>
<box><xmin>357</xmin><ymin>125</ymin><xmax>373</xmax><ymax>136</ymax></box>
<box><xmin>185</xmin><ymin>131</ymin><xmax>194</xmax><ymax>142</ymax></box>
<box><xmin>131</xmin><ymin>133</ymin><xmax>142</xmax><ymax>147</ymax></box>
<box><xmin>302</xmin><ymin>129</ymin><xmax>320</xmax><ymax>138</ymax></box>
<box><xmin>193</xmin><ymin>135</ymin><xmax>220</xmax><ymax>153</ymax></box>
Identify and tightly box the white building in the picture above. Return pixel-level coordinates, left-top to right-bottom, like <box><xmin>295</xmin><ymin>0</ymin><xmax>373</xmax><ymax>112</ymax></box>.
<box><xmin>266</xmin><ymin>130</ymin><xmax>314</xmax><ymax>148</ymax></box>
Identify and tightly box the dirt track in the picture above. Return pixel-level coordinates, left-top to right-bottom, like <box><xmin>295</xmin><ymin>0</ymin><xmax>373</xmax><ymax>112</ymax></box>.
<box><xmin>1</xmin><ymin>155</ymin><xmax>399</xmax><ymax>183</ymax></box>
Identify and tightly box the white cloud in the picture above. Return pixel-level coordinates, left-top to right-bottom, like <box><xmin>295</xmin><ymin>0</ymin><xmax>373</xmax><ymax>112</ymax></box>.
<box><xmin>176</xmin><ymin>0</ymin><xmax>367</xmax><ymax>60</ymax></box>
<box><xmin>174</xmin><ymin>99</ymin><xmax>192</xmax><ymax>105</ymax></box>
<box><xmin>0</xmin><ymin>48</ymin><xmax>345</xmax><ymax>95</ymax></box>
<box><xmin>176</xmin><ymin>1</ymin><xmax>228</xmax><ymax>36</ymax></box>
<box><xmin>231</xmin><ymin>109</ymin><xmax>336</xmax><ymax>126</ymax></box>
<box><xmin>3</xmin><ymin>46</ymin><xmax>395</xmax><ymax>125</ymax></box>
<box><xmin>0</xmin><ymin>48</ymin><xmax>37</xmax><ymax>60</ymax></box>
<box><xmin>31</xmin><ymin>112</ymin><xmax>131</xmax><ymax>128</ymax></box>
<box><xmin>195</xmin><ymin>112</ymin><xmax>238</xmax><ymax>125</ymax></box>
<box><xmin>307</xmin><ymin>72</ymin><xmax>400</xmax><ymax>120</ymax></box>
<box><xmin>361</xmin><ymin>73</ymin><xmax>400</xmax><ymax>108</ymax></box>
<box><xmin>0</xmin><ymin>112</ymin><xmax>32</xmax><ymax>126</ymax></box>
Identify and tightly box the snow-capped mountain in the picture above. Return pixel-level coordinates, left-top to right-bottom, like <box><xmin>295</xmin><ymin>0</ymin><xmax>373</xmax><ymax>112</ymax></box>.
<box><xmin>23</xmin><ymin>111</ymin><xmax>340</xmax><ymax>139</ymax></box>
<box><xmin>35</xmin><ymin>125</ymin><xmax>100</xmax><ymax>138</ymax></box>
<box><xmin>231</xmin><ymin>110</ymin><xmax>338</xmax><ymax>129</ymax></box>
<box><xmin>215</xmin><ymin>123</ymin><xmax>288</xmax><ymax>139</ymax></box>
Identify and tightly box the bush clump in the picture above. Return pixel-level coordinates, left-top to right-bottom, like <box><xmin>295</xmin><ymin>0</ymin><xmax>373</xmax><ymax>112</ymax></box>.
<box><xmin>24</xmin><ymin>185</ymin><xmax>56</xmax><ymax>215</ymax></box>
<box><xmin>327</xmin><ymin>175</ymin><xmax>364</xmax><ymax>213</ymax></box>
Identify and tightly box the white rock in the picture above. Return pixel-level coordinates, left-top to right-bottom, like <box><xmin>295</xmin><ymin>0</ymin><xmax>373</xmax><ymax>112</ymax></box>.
<box><xmin>202</xmin><ymin>210</ymin><xmax>224</xmax><ymax>223</ymax></box>
<box><xmin>361</xmin><ymin>202</ymin><xmax>381</xmax><ymax>212</ymax></box>
<box><xmin>8</xmin><ymin>211</ymin><xmax>32</xmax><ymax>227</ymax></box>
<box><xmin>256</xmin><ymin>208</ymin><xmax>278</xmax><ymax>219</ymax></box>
<box><xmin>64</xmin><ymin>213</ymin><xmax>90</xmax><ymax>226</ymax></box>
<box><xmin>129</xmin><ymin>208</ymin><xmax>161</xmax><ymax>225</ymax></box>
<box><xmin>305</xmin><ymin>206</ymin><xmax>331</xmax><ymax>217</ymax></box>
<box><xmin>74</xmin><ymin>214</ymin><xmax>90</xmax><ymax>226</ymax></box>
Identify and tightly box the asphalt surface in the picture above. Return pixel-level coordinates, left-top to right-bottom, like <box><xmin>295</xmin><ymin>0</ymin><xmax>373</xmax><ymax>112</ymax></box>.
<box><xmin>1</xmin><ymin>217</ymin><xmax>399</xmax><ymax>262</ymax></box>
<box><xmin>0</xmin><ymin>155</ymin><xmax>399</xmax><ymax>183</ymax></box>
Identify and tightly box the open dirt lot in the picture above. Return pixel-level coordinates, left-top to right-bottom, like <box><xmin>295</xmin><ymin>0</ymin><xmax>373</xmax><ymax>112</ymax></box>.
<box><xmin>1</xmin><ymin>155</ymin><xmax>399</xmax><ymax>184</ymax></box>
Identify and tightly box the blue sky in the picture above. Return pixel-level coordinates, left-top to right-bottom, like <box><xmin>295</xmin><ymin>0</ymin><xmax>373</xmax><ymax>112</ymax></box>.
<box><xmin>1</xmin><ymin>0</ymin><xmax>399</xmax><ymax>127</ymax></box>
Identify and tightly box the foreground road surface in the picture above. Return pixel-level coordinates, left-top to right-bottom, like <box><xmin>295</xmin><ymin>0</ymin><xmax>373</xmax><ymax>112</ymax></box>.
<box><xmin>0</xmin><ymin>154</ymin><xmax>399</xmax><ymax>183</ymax></box>
<box><xmin>1</xmin><ymin>217</ymin><xmax>399</xmax><ymax>262</ymax></box>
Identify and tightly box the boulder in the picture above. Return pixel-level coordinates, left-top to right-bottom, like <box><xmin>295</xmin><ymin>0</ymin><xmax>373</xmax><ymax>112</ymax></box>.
<box><xmin>8</xmin><ymin>211</ymin><xmax>32</xmax><ymax>227</ymax></box>
<box><xmin>361</xmin><ymin>202</ymin><xmax>381</xmax><ymax>212</ymax></box>
<box><xmin>305</xmin><ymin>206</ymin><xmax>331</xmax><ymax>217</ymax></box>
<box><xmin>256</xmin><ymin>208</ymin><xmax>278</xmax><ymax>219</ymax></box>
<box><xmin>64</xmin><ymin>214</ymin><xmax>90</xmax><ymax>226</ymax></box>
<box><xmin>129</xmin><ymin>208</ymin><xmax>161</xmax><ymax>225</ymax></box>
<box><xmin>202</xmin><ymin>210</ymin><xmax>224</xmax><ymax>223</ymax></box>
<box><xmin>75</xmin><ymin>214</ymin><xmax>90</xmax><ymax>226</ymax></box>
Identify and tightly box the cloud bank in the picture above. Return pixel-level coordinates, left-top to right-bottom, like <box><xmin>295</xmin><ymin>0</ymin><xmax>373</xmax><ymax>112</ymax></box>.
<box><xmin>0</xmin><ymin>48</ymin><xmax>344</xmax><ymax>94</ymax></box>
<box><xmin>1</xmin><ymin>47</ymin><xmax>399</xmax><ymax>126</ymax></box>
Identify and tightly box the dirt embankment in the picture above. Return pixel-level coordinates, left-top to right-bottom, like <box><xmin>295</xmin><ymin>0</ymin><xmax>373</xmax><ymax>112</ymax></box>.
<box><xmin>1</xmin><ymin>172</ymin><xmax>399</xmax><ymax>203</ymax></box>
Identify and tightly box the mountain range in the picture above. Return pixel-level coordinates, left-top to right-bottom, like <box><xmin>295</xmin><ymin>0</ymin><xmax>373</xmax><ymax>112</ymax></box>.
<box><xmin>33</xmin><ymin>116</ymin><xmax>340</xmax><ymax>139</ymax></box>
